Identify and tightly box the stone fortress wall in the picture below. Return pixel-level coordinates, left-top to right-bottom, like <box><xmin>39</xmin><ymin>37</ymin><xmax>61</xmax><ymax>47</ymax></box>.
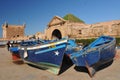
<box><xmin>44</xmin><ymin>16</ymin><xmax>120</xmax><ymax>40</ymax></box>
<box><xmin>1</xmin><ymin>16</ymin><xmax>120</xmax><ymax>41</ymax></box>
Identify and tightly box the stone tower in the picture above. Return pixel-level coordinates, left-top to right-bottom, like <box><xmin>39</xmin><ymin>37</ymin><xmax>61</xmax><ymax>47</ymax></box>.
<box><xmin>2</xmin><ymin>22</ymin><xmax>25</xmax><ymax>39</ymax></box>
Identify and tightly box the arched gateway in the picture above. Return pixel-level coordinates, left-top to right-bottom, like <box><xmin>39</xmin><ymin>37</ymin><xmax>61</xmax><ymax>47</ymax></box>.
<box><xmin>45</xmin><ymin>16</ymin><xmax>68</xmax><ymax>40</ymax></box>
<box><xmin>52</xmin><ymin>29</ymin><xmax>62</xmax><ymax>39</ymax></box>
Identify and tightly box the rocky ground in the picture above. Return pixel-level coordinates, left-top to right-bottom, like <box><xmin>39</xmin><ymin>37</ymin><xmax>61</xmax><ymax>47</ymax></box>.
<box><xmin>0</xmin><ymin>47</ymin><xmax>120</xmax><ymax>80</ymax></box>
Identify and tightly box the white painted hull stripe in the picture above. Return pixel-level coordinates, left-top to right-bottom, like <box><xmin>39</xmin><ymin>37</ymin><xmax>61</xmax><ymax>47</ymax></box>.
<box><xmin>20</xmin><ymin>39</ymin><xmax>67</xmax><ymax>50</ymax></box>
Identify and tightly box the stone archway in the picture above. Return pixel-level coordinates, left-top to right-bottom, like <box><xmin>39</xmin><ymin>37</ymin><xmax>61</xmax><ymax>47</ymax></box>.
<box><xmin>52</xmin><ymin>29</ymin><xmax>62</xmax><ymax>39</ymax></box>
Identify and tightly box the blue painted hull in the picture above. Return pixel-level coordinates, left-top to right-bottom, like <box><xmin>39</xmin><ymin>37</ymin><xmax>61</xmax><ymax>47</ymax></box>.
<box><xmin>19</xmin><ymin>39</ymin><xmax>67</xmax><ymax>74</ymax></box>
<box><xmin>10</xmin><ymin>47</ymin><xmax>19</xmax><ymax>53</ymax></box>
<box><xmin>65</xmin><ymin>39</ymin><xmax>78</xmax><ymax>56</ymax></box>
<box><xmin>70</xmin><ymin>36</ymin><xmax>116</xmax><ymax>67</ymax></box>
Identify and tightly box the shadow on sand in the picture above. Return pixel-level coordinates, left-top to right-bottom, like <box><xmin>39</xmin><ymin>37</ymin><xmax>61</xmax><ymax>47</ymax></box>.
<box><xmin>58</xmin><ymin>55</ymin><xmax>73</xmax><ymax>75</ymax></box>
<box><xmin>74</xmin><ymin>60</ymin><xmax>114</xmax><ymax>75</ymax></box>
<box><xmin>12</xmin><ymin>60</ymin><xmax>24</xmax><ymax>65</ymax></box>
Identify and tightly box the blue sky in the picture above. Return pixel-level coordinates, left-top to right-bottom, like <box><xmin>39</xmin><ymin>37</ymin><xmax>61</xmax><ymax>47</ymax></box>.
<box><xmin>0</xmin><ymin>0</ymin><xmax>120</xmax><ymax>38</ymax></box>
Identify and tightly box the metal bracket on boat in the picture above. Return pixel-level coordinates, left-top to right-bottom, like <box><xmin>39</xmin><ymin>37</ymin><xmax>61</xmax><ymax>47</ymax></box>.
<box><xmin>24</xmin><ymin>47</ymin><xmax>28</xmax><ymax>58</ymax></box>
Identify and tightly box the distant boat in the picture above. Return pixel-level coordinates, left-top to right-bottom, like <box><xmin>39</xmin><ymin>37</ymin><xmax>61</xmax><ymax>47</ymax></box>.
<box><xmin>70</xmin><ymin>36</ymin><xmax>116</xmax><ymax>77</ymax></box>
<box><xmin>0</xmin><ymin>41</ymin><xmax>7</xmax><ymax>47</ymax></box>
<box><xmin>19</xmin><ymin>38</ymin><xmax>67</xmax><ymax>74</ymax></box>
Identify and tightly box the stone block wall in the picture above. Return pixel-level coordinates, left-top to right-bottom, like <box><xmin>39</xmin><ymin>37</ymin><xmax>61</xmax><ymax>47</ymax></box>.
<box><xmin>2</xmin><ymin>23</ymin><xmax>25</xmax><ymax>39</ymax></box>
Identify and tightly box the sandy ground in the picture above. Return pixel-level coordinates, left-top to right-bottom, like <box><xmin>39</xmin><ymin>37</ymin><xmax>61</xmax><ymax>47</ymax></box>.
<box><xmin>0</xmin><ymin>47</ymin><xmax>120</xmax><ymax>80</ymax></box>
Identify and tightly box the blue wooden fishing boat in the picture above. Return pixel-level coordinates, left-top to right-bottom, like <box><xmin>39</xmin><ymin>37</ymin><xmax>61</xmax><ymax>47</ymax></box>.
<box><xmin>70</xmin><ymin>36</ymin><xmax>116</xmax><ymax>77</ymax></box>
<box><xmin>19</xmin><ymin>38</ymin><xmax>68</xmax><ymax>74</ymax></box>
<box><xmin>9</xmin><ymin>39</ymin><xmax>45</xmax><ymax>61</ymax></box>
<box><xmin>0</xmin><ymin>41</ymin><xmax>7</xmax><ymax>47</ymax></box>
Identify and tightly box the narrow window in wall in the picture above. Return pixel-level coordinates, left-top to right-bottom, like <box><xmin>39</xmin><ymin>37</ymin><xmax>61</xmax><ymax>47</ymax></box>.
<box><xmin>79</xmin><ymin>30</ymin><xmax>82</xmax><ymax>34</ymax></box>
<box><xmin>17</xmin><ymin>35</ymin><xmax>19</xmax><ymax>37</ymax></box>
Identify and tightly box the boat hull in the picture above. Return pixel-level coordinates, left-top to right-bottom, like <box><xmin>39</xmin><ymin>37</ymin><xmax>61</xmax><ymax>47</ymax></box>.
<box><xmin>19</xmin><ymin>39</ymin><xmax>67</xmax><ymax>74</ymax></box>
<box><xmin>70</xmin><ymin>36</ymin><xmax>116</xmax><ymax>77</ymax></box>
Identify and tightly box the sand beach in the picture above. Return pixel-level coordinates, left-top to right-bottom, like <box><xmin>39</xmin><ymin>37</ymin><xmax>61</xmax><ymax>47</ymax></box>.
<box><xmin>0</xmin><ymin>47</ymin><xmax>120</xmax><ymax>80</ymax></box>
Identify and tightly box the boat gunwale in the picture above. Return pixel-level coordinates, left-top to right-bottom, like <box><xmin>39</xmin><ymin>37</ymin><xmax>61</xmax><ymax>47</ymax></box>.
<box><xmin>19</xmin><ymin>39</ymin><xmax>68</xmax><ymax>50</ymax></box>
<box><xmin>70</xmin><ymin>36</ymin><xmax>116</xmax><ymax>57</ymax></box>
